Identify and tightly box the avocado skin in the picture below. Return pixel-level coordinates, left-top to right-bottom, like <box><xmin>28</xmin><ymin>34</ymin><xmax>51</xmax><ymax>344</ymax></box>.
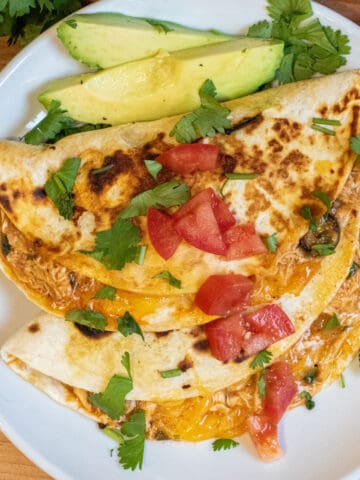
<box><xmin>39</xmin><ymin>38</ymin><xmax>284</xmax><ymax>126</ymax></box>
<box><xmin>58</xmin><ymin>13</ymin><xmax>233</xmax><ymax>69</ymax></box>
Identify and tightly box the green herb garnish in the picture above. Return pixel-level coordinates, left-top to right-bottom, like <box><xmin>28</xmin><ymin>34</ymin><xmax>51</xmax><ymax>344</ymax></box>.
<box><xmin>117</xmin><ymin>312</ymin><xmax>144</xmax><ymax>340</ymax></box>
<box><xmin>300</xmin><ymin>390</ymin><xmax>315</xmax><ymax>410</ymax></box>
<box><xmin>263</xmin><ymin>233</ymin><xmax>278</xmax><ymax>252</ymax></box>
<box><xmin>118</xmin><ymin>409</ymin><xmax>146</xmax><ymax>471</ymax></box>
<box><xmin>257</xmin><ymin>371</ymin><xmax>266</xmax><ymax>399</ymax></box>
<box><xmin>250</xmin><ymin>349</ymin><xmax>273</xmax><ymax>369</ymax></box>
<box><xmin>348</xmin><ymin>262</ymin><xmax>359</xmax><ymax>279</ymax></box>
<box><xmin>88</xmin><ymin>352</ymin><xmax>132</xmax><ymax>419</ymax></box>
<box><xmin>339</xmin><ymin>373</ymin><xmax>346</xmax><ymax>389</ymax></box>
<box><xmin>312</xmin><ymin>118</ymin><xmax>341</xmax><ymax>126</ymax></box>
<box><xmin>350</xmin><ymin>135</ymin><xmax>360</xmax><ymax>156</ymax></box>
<box><xmin>102</xmin><ymin>427</ymin><xmax>124</xmax><ymax>443</ymax></box>
<box><xmin>311</xmin><ymin>243</ymin><xmax>336</xmax><ymax>256</ymax></box>
<box><xmin>81</xmin><ymin>217</ymin><xmax>142</xmax><ymax>271</ymax></box>
<box><xmin>170</xmin><ymin>79</ymin><xmax>231</xmax><ymax>143</ymax></box>
<box><xmin>212</xmin><ymin>439</ymin><xmax>239</xmax><ymax>451</ymax></box>
<box><xmin>91</xmin><ymin>164</ymin><xmax>114</xmax><ymax>175</ymax></box>
<box><xmin>312</xmin><ymin>191</ymin><xmax>331</xmax><ymax>212</ymax></box>
<box><xmin>119</xmin><ymin>180</ymin><xmax>190</xmax><ymax>219</ymax></box>
<box><xmin>152</xmin><ymin>271</ymin><xmax>182</xmax><ymax>289</ymax></box>
<box><xmin>311</xmin><ymin>124</ymin><xmax>336</xmax><ymax>136</ymax></box>
<box><xmin>158</xmin><ymin>369</ymin><xmax>183</xmax><ymax>379</ymax></box>
<box><xmin>65</xmin><ymin>308</ymin><xmax>107</xmax><ymax>331</ymax></box>
<box><xmin>44</xmin><ymin>157</ymin><xmax>80</xmax><ymax>220</ymax></box>
<box><xmin>322</xmin><ymin>313</ymin><xmax>340</xmax><ymax>330</ymax></box>
<box><xmin>144</xmin><ymin>160</ymin><xmax>163</xmax><ymax>180</ymax></box>
<box><xmin>94</xmin><ymin>285</ymin><xmax>116</xmax><ymax>300</ymax></box>
<box><xmin>225</xmin><ymin>172</ymin><xmax>259</xmax><ymax>180</ymax></box>
<box><xmin>248</xmin><ymin>0</ymin><xmax>350</xmax><ymax>84</ymax></box>
<box><xmin>303</xmin><ymin>368</ymin><xmax>318</xmax><ymax>384</ymax></box>
<box><xmin>300</xmin><ymin>205</ymin><xmax>317</xmax><ymax>232</ymax></box>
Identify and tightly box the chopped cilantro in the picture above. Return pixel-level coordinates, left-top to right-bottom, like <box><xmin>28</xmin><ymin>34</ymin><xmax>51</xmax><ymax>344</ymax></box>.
<box><xmin>117</xmin><ymin>312</ymin><xmax>144</xmax><ymax>340</ymax></box>
<box><xmin>248</xmin><ymin>0</ymin><xmax>350</xmax><ymax>84</ymax></box>
<box><xmin>118</xmin><ymin>409</ymin><xmax>146</xmax><ymax>471</ymax></box>
<box><xmin>303</xmin><ymin>368</ymin><xmax>318</xmax><ymax>384</ymax></box>
<box><xmin>300</xmin><ymin>390</ymin><xmax>315</xmax><ymax>410</ymax></box>
<box><xmin>81</xmin><ymin>217</ymin><xmax>142</xmax><ymax>271</ymax></box>
<box><xmin>1</xmin><ymin>233</ymin><xmax>11</xmax><ymax>257</ymax></box>
<box><xmin>322</xmin><ymin>313</ymin><xmax>340</xmax><ymax>331</ymax></box>
<box><xmin>94</xmin><ymin>285</ymin><xmax>116</xmax><ymax>301</ymax></box>
<box><xmin>263</xmin><ymin>233</ymin><xmax>278</xmax><ymax>252</ymax></box>
<box><xmin>44</xmin><ymin>157</ymin><xmax>80</xmax><ymax>220</ymax></box>
<box><xmin>257</xmin><ymin>371</ymin><xmax>266</xmax><ymax>399</ymax></box>
<box><xmin>311</xmin><ymin>124</ymin><xmax>336</xmax><ymax>136</ymax></box>
<box><xmin>350</xmin><ymin>135</ymin><xmax>360</xmax><ymax>156</ymax></box>
<box><xmin>152</xmin><ymin>271</ymin><xmax>182</xmax><ymax>289</ymax></box>
<box><xmin>311</xmin><ymin>243</ymin><xmax>336</xmax><ymax>256</ymax></box>
<box><xmin>144</xmin><ymin>160</ymin><xmax>163</xmax><ymax>180</ymax></box>
<box><xmin>348</xmin><ymin>262</ymin><xmax>359</xmax><ymax>279</ymax></box>
<box><xmin>24</xmin><ymin>100</ymin><xmax>109</xmax><ymax>145</ymax></box>
<box><xmin>312</xmin><ymin>191</ymin><xmax>331</xmax><ymax>213</ymax></box>
<box><xmin>91</xmin><ymin>164</ymin><xmax>114</xmax><ymax>175</ymax></box>
<box><xmin>158</xmin><ymin>369</ymin><xmax>183</xmax><ymax>379</ymax></box>
<box><xmin>65</xmin><ymin>308</ymin><xmax>107</xmax><ymax>331</ymax></box>
<box><xmin>339</xmin><ymin>373</ymin><xmax>346</xmax><ymax>389</ymax></box>
<box><xmin>300</xmin><ymin>205</ymin><xmax>317</xmax><ymax>232</ymax></box>
<box><xmin>119</xmin><ymin>180</ymin><xmax>190</xmax><ymax>219</ymax></box>
<box><xmin>212</xmin><ymin>439</ymin><xmax>239</xmax><ymax>451</ymax></box>
<box><xmin>225</xmin><ymin>172</ymin><xmax>259</xmax><ymax>180</ymax></box>
<box><xmin>250</xmin><ymin>349</ymin><xmax>273</xmax><ymax>369</ymax></box>
<box><xmin>170</xmin><ymin>79</ymin><xmax>231</xmax><ymax>143</ymax></box>
<box><xmin>312</xmin><ymin>118</ymin><xmax>341</xmax><ymax>127</ymax></box>
<box><xmin>102</xmin><ymin>427</ymin><xmax>124</xmax><ymax>444</ymax></box>
<box><xmin>88</xmin><ymin>352</ymin><xmax>133</xmax><ymax>419</ymax></box>
<box><xmin>135</xmin><ymin>245</ymin><xmax>147</xmax><ymax>266</ymax></box>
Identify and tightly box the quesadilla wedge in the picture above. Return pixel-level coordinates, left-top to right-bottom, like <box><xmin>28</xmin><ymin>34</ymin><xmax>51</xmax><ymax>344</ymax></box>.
<box><xmin>0</xmin><ymin>70</ymin><xmax>359</xmax><ymax>334</ymax></box>
<box><xmin>1</xmin><ymin>243</ymin><xmax>359</xmax><ymax>454</ymax></box>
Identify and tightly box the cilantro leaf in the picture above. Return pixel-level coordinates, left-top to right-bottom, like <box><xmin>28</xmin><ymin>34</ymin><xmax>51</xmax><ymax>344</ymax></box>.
<box><xmin>311</xmin><ymin>243</ymin><xmax>336</xmax><ymax>256</ymax></box>
<box><xmin>65</xmin><ymin>308</ymin><xmax>107</xmax><ymax>331</ymax></box>
<box><xmin>117</xmin><ymin>312</ymin><xmax>144</xmax><ymax>340</ymax></box>
<box><xmin>300</xmin><ymin>205</ymin><xmax>317</xmax><ymax>232</ymax></box>
<box><xmin>267</xmin><ymin>0</ymin><xmax>313</xmax><ymax>23</ymax></box>
<box><xmin>322</xmin><ymin>313</ymin><xmax>340</xmax><ymax>331</ymax></box>
<box><xmin>263</xmin><ymin>233</ymin><xmax>278</xmax><ymax>252</ymax></box>
<box><xmin>350</xmin><ymin>135</ymin><xmax>360</xmax><ymax>156</ymax></box>
<box><xmin>212</xmin><ymin>439</ymin><xmax>239</xmax><ymax>451</ymax></box>
<box><xmin>257</xmin><ymin>371</ymin><xmax>266</xmax><ymax>399</ymax></box>
<box><xmin>94</xmin><ymin>285</ymin><xmax>116</xmax><ymax>300</ymax></box>
<box><xmin>120</xmin><ymin>180</ymin><xmax>190</xmax><ymax>219</ymax></box>
<box><xmin>144</xmin><ymin>159</ymin><xmax>163</xmax><ymax>180</ymax></box>
<box><xmin>247</xmin><ymin>20</ymin><xmax>272</xmax><ymax>38</ymax></box>
<box><xmin>312</xmin><ymin>191</ymin><xmax>331</xmax><ymax>212</ymax></box>
<box><xmin>81</xmin><ymin>218</ymin><xmax>141</xmax><ymax>270</ymax></box>
<box><xmin>250</xmin><ymin>349</ymin><xmax>273</xmax><ymax>369</ymax></box>
<box><xmin>170</xmin><ymin>79</ymin><xmax>231</xmax><ymax>143</ymax></box>
<box><xmin>118</xmin><ymin>409</ymin><xmax>146</xmax><ymax>471</ymax></box>
<box><xmin>300</xmin><ymin>390</ymin><xmax>315</xmax><ymax>410</ymax></box>
<box><xmin>89</xmin><ymin>374</ymin><xmax>133</xmax><ymax>420</ymax></box>
<box><xmin>121</xmin><ymin>351</ymin><xmax>132</xmax><ymax>379</ymax></box>
<box><xmin>44</xmin><ymin>157</ymin><xmax>80</xmax><ymax>220</ymax></box>
<box><xmin>152</xmin><ymin>271</ymin><xmax>182</xmax><ymax>289</ymax></box>
<box><xmin>159</xmin><ymin>369</ymin><xmax>183</xmax><ymax>378</ymax></box>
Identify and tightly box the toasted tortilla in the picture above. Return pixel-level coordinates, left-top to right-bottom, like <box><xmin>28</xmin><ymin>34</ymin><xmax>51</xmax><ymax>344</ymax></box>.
<box><xmin>2</xmin><ymin>251</ymin><xmax>359</xmax><ymax>440</ymax></box>
<box><xmin>1</xmin><ymin>163</ymin><xmax>359</xmax><ymax>401</ymax></box>
<box><xmin>0</xmin><ymin>70</ymin><xmax>358</xmax><ymax>299</ymax></box>
<box><xmin>0</xmin><ymin>71</ymin><xmax>359</xmax><ymax>333</ymax></box>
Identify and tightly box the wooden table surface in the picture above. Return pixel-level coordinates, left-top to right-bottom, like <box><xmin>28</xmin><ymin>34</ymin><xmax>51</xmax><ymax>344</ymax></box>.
<box><xmin>0</xmin><ymin>1</ymin><xmax>359</xmax><ymax>478</ymax></box>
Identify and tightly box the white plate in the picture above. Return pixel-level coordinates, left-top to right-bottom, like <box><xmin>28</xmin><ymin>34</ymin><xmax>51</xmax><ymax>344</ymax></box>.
<box><xmin>0</xmin><ymin>1</ymin><xmax>360</xmax><ymax>479</ymax></box>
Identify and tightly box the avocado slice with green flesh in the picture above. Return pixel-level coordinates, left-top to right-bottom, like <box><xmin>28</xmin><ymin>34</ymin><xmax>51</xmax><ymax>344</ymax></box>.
<box><xmin>39</xmin><ymin>38</ymin><xmax>284</xmax><ymax>126</ymax></box>
<box><xmin>58</xmin><ymin>13</ymin><xmax>233</xmax><ymax>69</ymax></box>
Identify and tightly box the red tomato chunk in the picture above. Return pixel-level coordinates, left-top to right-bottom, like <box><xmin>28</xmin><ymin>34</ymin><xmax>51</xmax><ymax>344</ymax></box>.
<box><xmin>147</xmin><ymin>208</ymin><xmax>181</xmax><ymax>260</ymax></box>
<box><xmin>223</xmin><ymin>224</ymin><xmax>267</xmax><ymax>260</ymax></box>
<box><xmin>263</xmin><ymin>361</ymin><xmax>298</xmax><ymax>424</ymax></box>
<box><xmin>195</xmin><ymin>274</ymin><xmax>254</xmax><ymax>316</ymax></box>
<box><xmin>205</xmin><ymin>304</ymin><xmax>294</xmax><ymax>362</ymax></box>
<box><xmin>157</xmin><ymin>144</ymin><xmax>218</xmax><ymax>174</ymax></box>
<box><xmin>247</xmin><ymin>415</ymin><xmax>283</xmax><ymax>462</ymax></box>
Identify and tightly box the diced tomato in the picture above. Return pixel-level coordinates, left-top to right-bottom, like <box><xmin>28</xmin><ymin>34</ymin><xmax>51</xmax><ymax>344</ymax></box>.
<box><xmin>147</xmin><ymin>208</ymin><xmax>181</xmax><ymax>260</ymax></box>
<box><xmin>263</xmin><ymin>361</ymin><xmax>298</xmax><ymax>424</ymax></box>
<box><xmin>195</xmin><ymin>274</ymin><xmax>254</xmax><ymax>316</ymax></box>
<box><xmin>156</xmin><ymin>144</ymin><xmax>218</xmax><ymax>174</ymax></box>
<box><xmin>224</xmin><ymin>224</ymin><xmax>267</xmax><ymax>260</ymax></box>
<box><xmin>247</xmin><ymin>415</ymin><xmax>283</xmax><ymax>462</ymax></box>
<box><xmin>212</xmin><ymin>196</ymin><xmax>236</xmax><ymax>232</ymax></box>
<box><xmin>205</xmin><ymin>304</ymin><xmax>294</xmax><ymax>362</ymax></box>
<box><xmin>174</xmin><ymin>200</ymin><xmax>226</xmax><ymax>255</ymax></box>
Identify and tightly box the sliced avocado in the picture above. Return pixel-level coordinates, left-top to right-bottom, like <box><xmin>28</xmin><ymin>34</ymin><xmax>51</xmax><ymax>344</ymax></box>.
<box><xmin>39</xmin><ymin>38</ymin><xmax>284</xmax><ymax>126</ymax></box>
<box><xmin>58</xmin><ymin>13</ymin><xmax>233</xmax><ymax>69</ymax></box>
